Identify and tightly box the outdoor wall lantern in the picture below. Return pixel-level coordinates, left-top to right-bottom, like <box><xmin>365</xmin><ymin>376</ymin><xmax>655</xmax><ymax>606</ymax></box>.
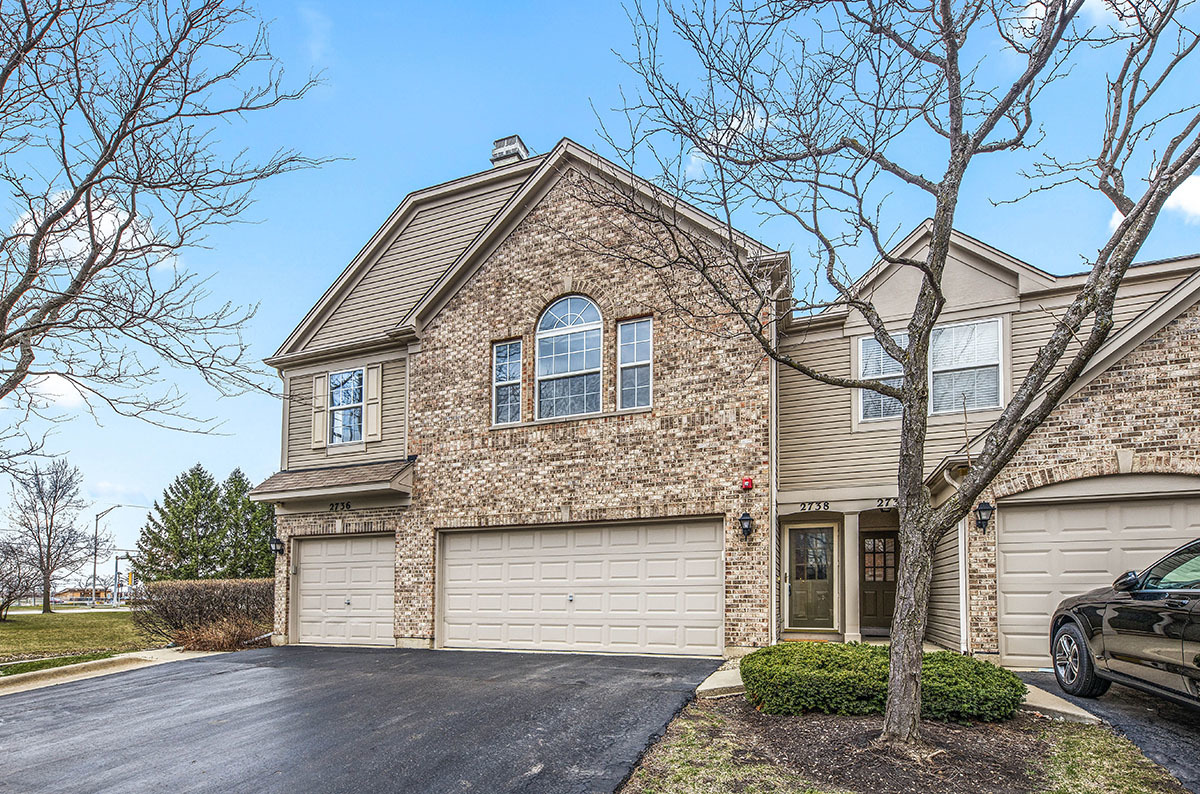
<box><xmin>737</xmin><ymin>512</ymin><xmax>754</xmax><ymax>538</ymax></box>
<box><xmin>974</xmin><ymin>501</ymin><xmax>995</xmax><ymax>531</ymax></box>
<box><xmin>268</xmin><ymin>536</ymin><xmax>286</xmax><ymax>556</ymax></box>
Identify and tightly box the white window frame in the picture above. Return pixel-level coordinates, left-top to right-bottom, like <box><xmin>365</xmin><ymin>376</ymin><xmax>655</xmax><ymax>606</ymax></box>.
<box><xmin>492</xmin><ymin>339</ymin><xmax>522</xmax><ymax>425</ymax></box>
<box><xmin>328</xmin><ymin>367</ymin><xmax>365</xmax><ymax>445</ymax></box>
<box><xmin>857</xmin><ymin>316</ymin><xmax>1003</xmax><ymax>422</ymax></box>
<box><xmin>535</xmin><ymin>296</ymin><xmax>603</xmax><ymax>420</ymax></box>
<box><xmin>617</xmin><ymin>317</ymin><xmax>653</xmax><ymax>410</ymax></box>
<box><xmin>929</xmin><ymin>317</ymin><xmax>1003</xmax><ymax>415</ymax></box>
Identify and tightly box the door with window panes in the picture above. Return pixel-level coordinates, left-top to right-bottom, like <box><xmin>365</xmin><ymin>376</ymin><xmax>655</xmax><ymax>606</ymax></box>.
<box><xmin>860</xmin><ymin>531</ymin><xmax>898</xmax><ymax>633</ymax></box>
<box><xmin>787</xmin><ymin>526</ymin><xmax>835</xmax><ymax>629</ymax></box>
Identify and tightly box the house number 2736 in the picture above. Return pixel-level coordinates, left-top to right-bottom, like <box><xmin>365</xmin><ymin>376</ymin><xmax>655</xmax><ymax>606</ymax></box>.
<box><xmin>329</xmin><ymin>501</ymin><xmax>352</xmax><ymax>512</ymax></box>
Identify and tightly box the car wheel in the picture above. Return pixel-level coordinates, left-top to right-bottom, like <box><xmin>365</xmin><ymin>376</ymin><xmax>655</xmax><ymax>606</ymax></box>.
<box><xmin>1052</xmin><ymin>621</ymin><xmax>1110</xmax><ymax>698</ymax></box>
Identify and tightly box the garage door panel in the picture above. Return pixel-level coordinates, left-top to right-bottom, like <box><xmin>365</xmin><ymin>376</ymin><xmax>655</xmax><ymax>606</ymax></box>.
<box><xmin>295</xmin><ymin>535</ymin><xmax>394</xmax><ymax>646</ymax></box>
<box><xmin>441</xmin><ymin>519</ymin><xmax>724</xmax><ymax>656</ymax></box>
<box><xmin>998</xmin><ymin>492</ymin><xmax>1200</xmax><ymax>667</ymax></box>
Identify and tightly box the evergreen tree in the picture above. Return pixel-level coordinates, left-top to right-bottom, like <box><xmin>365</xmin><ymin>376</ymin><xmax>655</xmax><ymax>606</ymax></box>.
<box><xmin>218</xmin><ymin>468</ymin><xmax>275</xmax><ymax>578</ymax></box>
<box><xmin>134</xmin><ymin>464</ymin><xmax>223</xmax><ymax>581</ymax></box>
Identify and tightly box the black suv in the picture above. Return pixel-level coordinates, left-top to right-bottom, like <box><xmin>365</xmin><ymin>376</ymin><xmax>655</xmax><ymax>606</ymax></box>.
<box><xmin>1050</xmin><ymin>539</ymin><xmax>1200</xmax><ymax>707</ymax></box>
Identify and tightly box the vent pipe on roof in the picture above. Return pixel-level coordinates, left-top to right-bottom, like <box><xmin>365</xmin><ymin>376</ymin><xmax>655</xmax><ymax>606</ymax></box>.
<box><xmin>490</xmin><ymin>135</ymin><xmax>529</xmax><ymax>167</ymax></box>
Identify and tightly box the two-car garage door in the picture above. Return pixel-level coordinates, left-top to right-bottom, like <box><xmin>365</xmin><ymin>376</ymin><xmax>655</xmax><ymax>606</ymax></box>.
<box><xmin>997</xmin><ymin>474</ymin><xmax>1200</xmax><ymax>667</ymax></box>
<box><xmin>440</xmin><ymin>519</ymin><xmax>724</xmax><ymax>656</ymax></box>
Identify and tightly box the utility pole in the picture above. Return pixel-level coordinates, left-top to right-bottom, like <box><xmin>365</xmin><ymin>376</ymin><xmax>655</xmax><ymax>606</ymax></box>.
<box><xmin>91</xmin><ymin>505</ymin><xmax>128</xmax><ymax>607</ymax></box>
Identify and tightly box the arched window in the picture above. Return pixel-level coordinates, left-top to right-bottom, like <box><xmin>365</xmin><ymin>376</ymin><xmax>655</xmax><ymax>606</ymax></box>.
<box><xmin>536</xmin><ymin>295</ymin><xmax>602</xmax><ymax>418</ymax></box>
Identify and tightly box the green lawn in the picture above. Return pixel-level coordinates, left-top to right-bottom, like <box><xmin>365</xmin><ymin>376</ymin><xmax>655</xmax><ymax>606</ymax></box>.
<box><xmin>0</xmin><ymin>651</ymin><xmax>118</xmax><ymax>676</ymax></box>
<box><xmin>0</xmin><ymin>611</ymin><xmax>152</xmax><ymax>663</ymax></box>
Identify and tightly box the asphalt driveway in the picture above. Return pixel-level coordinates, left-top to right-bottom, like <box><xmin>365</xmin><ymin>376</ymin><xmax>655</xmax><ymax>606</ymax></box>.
<box><xmin>1019</xmin><ymin>671</ymin><xmax>1200</xmax><ymax>793</ymax></box>
<box><xmin>0</xmin><ymin>646</ymin><xmax>719</xmax><ymax>794</ymax></box>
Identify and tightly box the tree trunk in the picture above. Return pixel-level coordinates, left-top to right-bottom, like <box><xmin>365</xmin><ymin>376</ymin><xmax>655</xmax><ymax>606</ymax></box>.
<box><xmin>879</xmin><ymin>517</ymin><xmax>937</xmax><ymax>746</ymax></box>
<box><xmin>41</xmin><ymin>574</ymin><xmax>52</xmax><ymax>614</ymax></box>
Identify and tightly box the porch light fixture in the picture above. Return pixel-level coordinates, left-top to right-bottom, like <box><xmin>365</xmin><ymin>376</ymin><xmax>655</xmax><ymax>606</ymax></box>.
<box><xmin>974</xmin><ymin>501</ymin><xmax>995</xmax><ymax>531</ymax></box>
<box><xmin>268</xmin><ymin>536</ymin><xmax>286</xmax><ymax>556</ymax></box>
<box><xmin>737</xmin><ymin>512</ymin><xmax>754</xmax><ymax>538</ymax></box>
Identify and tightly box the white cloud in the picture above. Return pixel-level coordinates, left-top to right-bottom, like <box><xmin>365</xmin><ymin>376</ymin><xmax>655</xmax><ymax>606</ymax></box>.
<box><xmin>31</xmin><ymin>374</ymin><xmax>85</xmax><ymax>408</ymax></box>
<box><xmin>299</xmin><ymin>4</ymin><xmax>333</xmax><ymax>65</ymax></box>
<box><xmin>1165</xmin><ymin>175</ymin><xmax>1200</xmax><ymax>224</ymax></box>
<box><xmin>1109</xmin><ymin>208</ymin><xmax>1124</xmax><ymax>231</ymax></box>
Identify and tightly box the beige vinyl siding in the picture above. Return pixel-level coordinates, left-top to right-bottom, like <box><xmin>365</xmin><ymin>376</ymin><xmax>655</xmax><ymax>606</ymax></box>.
<box><xmin>304</xmin><ymin>174</ymin><xmax>527</xmax><ymax>351</ymax></box>
<box><xmin>286</xmin><ymin>358</ymin><xmax>408</xmax><ymax>470</ymax></box>
<box><xmin>925</xmin><ymin>527</ymin><xmax>961</xmax><ymax>650</ymax></box>
<box><xmin>778</xmin><ymin>273</ymin><xmax>1183</xmax><ymax>493</ymax></box>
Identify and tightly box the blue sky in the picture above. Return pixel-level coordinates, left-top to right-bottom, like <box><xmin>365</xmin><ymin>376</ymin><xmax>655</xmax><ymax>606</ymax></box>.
<box><xmin>23</xmin><ymin>1</ymin><xmax>1199</xmax><ymax>575</ymax></box>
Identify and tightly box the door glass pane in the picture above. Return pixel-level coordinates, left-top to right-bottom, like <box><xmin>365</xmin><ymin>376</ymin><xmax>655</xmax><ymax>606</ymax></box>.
<box><xmin>788</xmin><ymin>527</ymin><xmax>835</xmax><ymax>629</ymax></box>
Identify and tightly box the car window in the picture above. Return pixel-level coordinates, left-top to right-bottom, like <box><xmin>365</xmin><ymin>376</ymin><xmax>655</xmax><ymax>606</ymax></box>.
<box><xmin>1143</xmin><ymin>547</ymin><xmax>1200</xmax><ymax>590</ymax></box>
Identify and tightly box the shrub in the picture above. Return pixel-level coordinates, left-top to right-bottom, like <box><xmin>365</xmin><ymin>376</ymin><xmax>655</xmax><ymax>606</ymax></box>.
<box><xmin>741</xmin><ymin>642</ymin><xmax>1026</xmax><ymax>722</ymax></box>
<box><xmin>131</xmin><ymin>578</ymin><xmax>273</xmax><ymax>650</ymax></box>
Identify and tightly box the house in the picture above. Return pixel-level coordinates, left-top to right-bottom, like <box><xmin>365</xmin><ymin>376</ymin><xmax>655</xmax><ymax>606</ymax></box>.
<box><xmin>53</xmin><ymin>587</ymin><xmax>112</xmax><ymax>603</ymax></box>
<box><xmin>250</xmin><ymin>135</ymin><xmax>1200</xmax><ymax>666</ymax></box>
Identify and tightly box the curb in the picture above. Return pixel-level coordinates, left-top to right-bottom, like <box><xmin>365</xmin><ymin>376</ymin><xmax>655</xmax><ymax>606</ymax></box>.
<box><xmin>1019</xmin><ymin>683</ymin><xmax>1102</xmax><ymax>724</ymax></box>
<box><xmin>0</xmin><ymin>655</ymin><xmax>151</xmax><ymax>692</ymax></box>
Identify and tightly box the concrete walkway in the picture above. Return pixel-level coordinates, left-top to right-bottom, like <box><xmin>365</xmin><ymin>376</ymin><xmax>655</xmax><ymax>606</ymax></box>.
<box><xmin>0</xmin><ymin>647</ymin><xmax>220</xmax><ymax>696</ymax></box>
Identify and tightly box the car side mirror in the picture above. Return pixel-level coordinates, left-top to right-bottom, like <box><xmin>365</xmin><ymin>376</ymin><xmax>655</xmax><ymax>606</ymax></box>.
<box><xmin>1113</xmin><ymin>570</ymin><xmax>1140</xmax><ymax>592</ymax></box>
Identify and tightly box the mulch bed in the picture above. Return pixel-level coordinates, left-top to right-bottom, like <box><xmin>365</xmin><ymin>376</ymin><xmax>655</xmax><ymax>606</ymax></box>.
<box><xmin>701</xmin><ymin>697</ymin><xmax>1048</xmax><ymax>794</ymax></box>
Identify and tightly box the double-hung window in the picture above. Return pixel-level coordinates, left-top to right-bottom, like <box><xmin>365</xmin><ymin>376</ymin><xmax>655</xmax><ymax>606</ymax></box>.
<box><xmin>859</xmin><ymin>333</ymin><xmax>907</xmax><ymax>421</ymax></box>
<box><xmin>493</xmin><ymin>340</ymin><xmax>522</xmax><ymax>424</ymax></box>
<box><xmin>328</xmin><ymin>369</ymin><xmax>364</xmax><ymax>443</ymax></box>
<box><xmin>858</xmin><ymin>317</ymin><xmax>1002</xmax><ymax>421</ymax></box>
<box><xmin>536</xmin><ymin>295</ymin><xmax>602</xmax><ymax>419</ymax></box>
<box><xmin>617</xmin><ymin>317</ymin><xmax>652</xmax><ymax>409</ymax></box>
<box><xmin>930</xmin><ymin>318</ymin><xmax>1001</xmax><ymax>414</ymax></box>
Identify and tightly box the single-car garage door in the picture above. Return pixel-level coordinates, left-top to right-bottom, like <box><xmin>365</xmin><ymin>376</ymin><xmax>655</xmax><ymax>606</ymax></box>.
<box><xmin>440</xmin><ymin>519</ymin><xmax>724</xmax><ymax>656</ymax></box>
<box><xmin>295</xmin><ymin>535</ymin><xmax>394</xmax><ymax>645</ymax></box>
<box><xmin>997</xmin><ymin>474</ymin><xmax>1200</xmax><ymax>667</ymax></box>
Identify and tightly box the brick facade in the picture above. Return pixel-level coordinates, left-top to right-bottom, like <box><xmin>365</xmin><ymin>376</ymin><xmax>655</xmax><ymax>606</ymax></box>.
<box><xmin>275</xmin><ymin>168</ymin><xmax>773</xmax><ymax>652</ymax></box>
<box><xmin>964</xmin><ymin>301</ymin><xmax>1200</xmax><ymax>654</ymax></box>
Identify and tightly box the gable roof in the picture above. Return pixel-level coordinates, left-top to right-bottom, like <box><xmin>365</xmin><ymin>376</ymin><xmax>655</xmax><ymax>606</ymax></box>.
<box><xmin>389</xmin><ymin>138</ymin><xmax>779</xmax><ymax>339</ymax></box>
<box><xmin>266</xmin><ymin>155</ymin><xmax>546</xmax><ymax>367</ymax></box>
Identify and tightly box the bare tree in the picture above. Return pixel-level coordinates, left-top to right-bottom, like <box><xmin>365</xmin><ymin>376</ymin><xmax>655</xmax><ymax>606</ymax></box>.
<box><xmin>8</xmin><ymin>458</ymin><xmax>94</xmax><ymax>613</ymax></box>
<box><xmin>0</xmin><ymin>0</ymin><xmax>321</xmax><ymax>465</ymax></box>
<box><xmin>0</xmin><ymin>537</ymin><xmax>37</xmax><ymax>619</ymax></box>
<box><xmin>590</xmin><ymin>0</ymin><xmax>1200</xmax><ymax>749</ymax></box>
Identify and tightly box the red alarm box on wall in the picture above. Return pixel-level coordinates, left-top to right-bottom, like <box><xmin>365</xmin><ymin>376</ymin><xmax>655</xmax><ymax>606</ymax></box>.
<box><xmin>741</xmin><ymin>477</ymin><xmax>754</xmax><ymax>491</ymax></box>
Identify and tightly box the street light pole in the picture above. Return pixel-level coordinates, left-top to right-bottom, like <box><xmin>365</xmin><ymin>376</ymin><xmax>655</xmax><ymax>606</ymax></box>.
<box><xmin>91</xmin><ymin>505</ymin><xmax>122</xmax><ymax>607</ymax></box>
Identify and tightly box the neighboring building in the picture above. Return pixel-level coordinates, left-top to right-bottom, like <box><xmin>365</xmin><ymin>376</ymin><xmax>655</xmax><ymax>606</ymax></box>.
<box><xmin>54</xmin><ymin>588</ymin><xmax>112</xmax><ymax>603</ymax></box>
<box><xmin>251</xmin><ymin>136</ymin><xmax>1200</xmax><ymax>666</ymax></box>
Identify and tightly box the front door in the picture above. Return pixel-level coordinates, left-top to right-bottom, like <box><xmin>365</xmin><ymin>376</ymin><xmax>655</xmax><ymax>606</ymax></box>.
<box><xmin>787</xmin><ymin>526</ymin><xmax>835</xmax><ymax>630</ymax></box>
<box><xmin>861</xmin><ymin>531</ymin><xmax>898</xmax><ymax>634</ymax></box>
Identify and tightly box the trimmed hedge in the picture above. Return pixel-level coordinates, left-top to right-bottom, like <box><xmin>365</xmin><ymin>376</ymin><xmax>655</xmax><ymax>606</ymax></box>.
<box><xmin>741</xmin><ymin>642</ymin><xmax>1026</xmax><ymax>722</ymax></box>
<box><xmin>131</xmin><ymin>578</ymin><xmax>273</xmax><ymax>650</ymax></box>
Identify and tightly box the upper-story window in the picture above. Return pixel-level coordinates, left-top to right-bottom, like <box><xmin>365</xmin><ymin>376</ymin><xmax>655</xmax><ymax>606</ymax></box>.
<box><xmin>859</xmin><ymin>317</ymin><xmax>1001</xmax><ymax>421</ymax></box>
<box><xmin>859</xmin><ymin>333</ymin><xmax>907</xmax><ymax>421</ymax></box>
<box><xmin>536</xmin><ymin>295</ymin><xmax>602</xmax><ymax>419</ymax></box>
<box><xmin>329</xmin><ymin>369</ymin><xmax>364</xmax><ymax>443</ymax></box>
<box><xmin>618</xmin><ymin>317</ymin><xmax>652</xmax><ymax>409</ymax></box>
<box><xmin>493</xmin><ymin>340</ymin><xmax>522</xmax><ymax>424</ymax></box>
<box><xmin>930</xmin><ymin>318</ymin><xmax>1001</xmax><ymax>414</ymax></box>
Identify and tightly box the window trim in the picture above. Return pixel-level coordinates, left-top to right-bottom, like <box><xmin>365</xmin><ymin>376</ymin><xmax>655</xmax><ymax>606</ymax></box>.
<box><xmin>534</xmin><ymin>296</ymin><xmax>604</xmax><ymax>421</ymax></box>
<box><xmin>856</xmin><ymin>316</ymin><xmax>1004</xmax><ymax>423</ymax></box>
<box><xmin>327</xmin><ymin>367</ymin><xmax>365</xmax><ymax>446</ymax></box>
<box><xmin>492</xmin><ymin>339</ymin><xmax>522</xmax><ymax>426</ymax></box>
<box><xmin>617</xmin><ymin>316</ymin><xmax>653</xmax><ymax>411</ymax></box>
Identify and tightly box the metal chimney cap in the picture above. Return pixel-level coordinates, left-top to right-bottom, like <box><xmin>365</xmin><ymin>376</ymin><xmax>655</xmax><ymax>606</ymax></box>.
<box><xmin>490</xmin><ymin>135</ymin><xmax>529</xmax><ymax>167</ymax></box>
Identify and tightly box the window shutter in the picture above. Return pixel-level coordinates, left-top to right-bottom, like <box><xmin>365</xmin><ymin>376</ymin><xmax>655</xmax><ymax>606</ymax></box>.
<box><xmin>364</xmin><ymin>363</ymin><xmax>383</xmax><ymax>442</ymax></box>
<box><xmin>311</xmin><ymin>373</ymin><xmax>327</xmax><ymax>449</ymax></box>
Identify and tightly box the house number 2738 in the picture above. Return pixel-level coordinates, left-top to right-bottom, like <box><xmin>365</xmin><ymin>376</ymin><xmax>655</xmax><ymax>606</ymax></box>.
<box><xmin>329</xmin><ymin>501</ymin><xmax>351</xmax><ymax>512</ymax></box>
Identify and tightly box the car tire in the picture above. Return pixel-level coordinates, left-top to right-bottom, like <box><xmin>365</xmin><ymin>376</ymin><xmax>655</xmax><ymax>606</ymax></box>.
<box><xmin>1052</xmin><ymin>621</ymin><xmax>1111</xmax><ymax>698</ymax></box>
